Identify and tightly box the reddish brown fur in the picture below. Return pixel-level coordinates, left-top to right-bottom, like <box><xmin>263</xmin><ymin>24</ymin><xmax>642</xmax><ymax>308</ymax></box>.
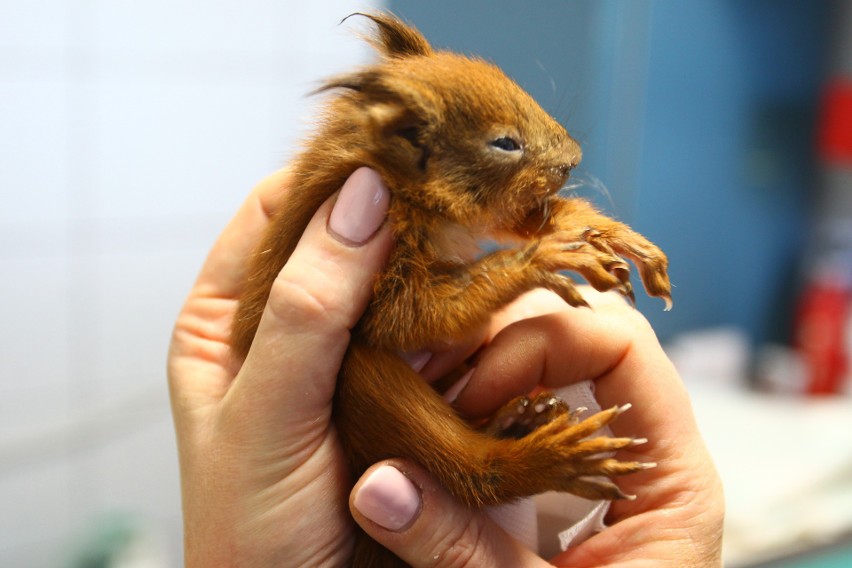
<box><xmin>231</xmin><ymin>12</ymin><xmax>671</xmax><ymax>567</ymax></box>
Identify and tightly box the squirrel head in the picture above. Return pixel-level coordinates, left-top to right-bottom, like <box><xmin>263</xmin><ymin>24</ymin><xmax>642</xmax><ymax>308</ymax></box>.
<box><xmin>315</xmin><ymin>12</ymin><xmax>582</xmax><ymax>231</ymax></box>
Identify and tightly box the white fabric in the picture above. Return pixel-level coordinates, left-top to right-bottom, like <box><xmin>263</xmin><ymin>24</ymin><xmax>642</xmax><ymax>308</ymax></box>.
<box><xmin>486</xmin><ymin>498</ymin><xmax>540</xmax><ymax>552</ymax></box>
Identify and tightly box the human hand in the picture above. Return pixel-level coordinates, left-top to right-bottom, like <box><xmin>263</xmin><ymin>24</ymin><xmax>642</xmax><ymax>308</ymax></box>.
<box><xmin>168</xmin><ymin>167</ymin><xmax>396</xmax><ymax>566</ymax></box>
<box><xmin>350</xmin><ymin>289</ymin><xmax>724</xmax><ymax>567</ymax></box>
<box><xmin>168</xmin><ymin>167</ymin><xmax>722</xmax><ymax>567</ymax></box>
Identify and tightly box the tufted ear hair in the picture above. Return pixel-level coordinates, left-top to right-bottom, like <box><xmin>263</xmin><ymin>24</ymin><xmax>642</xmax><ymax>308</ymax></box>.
<box><xmin>313</xmin><ymin>69</ymin><xmax>430</xmax><ymax>138</ymax></box>
<box><xmin>311</xmin><ymin>12</ymin><xmax>434</xmax><ymax>105</ymax></box>
<box><xmin>342</xmin><ymin>11</ymin><xmax>433</xmax><ymax>58</ymax></box>
<box><xmin>311</xmin><ymin>13</ymin><xmax>439</xmax><ymax>158</ymax></box>
<box><xmin>311</xmin><ymin>66</ymin><xmax>438</xmax><ymax>130</ymax></box>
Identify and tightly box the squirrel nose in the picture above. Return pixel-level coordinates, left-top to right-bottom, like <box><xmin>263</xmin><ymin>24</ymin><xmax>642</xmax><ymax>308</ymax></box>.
<box><xmin>552</xmin><ymin>163</ymin><xmax>572</xmax><ymax>180</ymax></box>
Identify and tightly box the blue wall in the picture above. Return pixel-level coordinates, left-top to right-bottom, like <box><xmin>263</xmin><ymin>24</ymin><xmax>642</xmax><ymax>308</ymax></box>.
<box><xmin>390</xmin><ymin>0</ymin><xmax>830</xmax><ymax>342</ymax></box>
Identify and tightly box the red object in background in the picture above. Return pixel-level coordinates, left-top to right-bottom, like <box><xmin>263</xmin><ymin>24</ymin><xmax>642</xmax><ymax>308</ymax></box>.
<box><xmin>794</xmin><ymin>78</ymin><xmax>852</xmax><ymax>395</ymax></box>
<box><xmin>793</xmin><ymin>277</ymin><xmax>850</xmax><ymax>395</ymax></box>
<box><xmin>819</xmin><ymin>79</ymin><xmax>852</xmax><ymax>165</ymax></box>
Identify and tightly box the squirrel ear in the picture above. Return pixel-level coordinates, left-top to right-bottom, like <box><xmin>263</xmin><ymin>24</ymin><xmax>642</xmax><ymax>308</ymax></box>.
<box><xmin>311</xmin><ymin>71</ymin><xmax>428</xmax><ymax>128</ymax></box>
<box><xmin>343</xmin><ymin>12</ymin><xmax>433</xmax><ymax>58</ymax></box>
<box><xmin>364</xmin><ymin>101</ymin><xmax>423</xmax><ymax>135</ymax></box>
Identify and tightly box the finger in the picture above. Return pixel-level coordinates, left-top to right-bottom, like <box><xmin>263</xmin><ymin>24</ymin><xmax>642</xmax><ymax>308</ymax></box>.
<box><xmin>192</xmin><ymin>168</ymin><xmax>292</xmax><ymax>300</ymax></box>
<box><xmin>224</xmin><ymin>168</ymin><xmax>393</xmax><ymax>434</ymax></box>
<box><xmin>399</xmin><ymin>323</ymin><xmax>489</xmax><ymax>384</ymax></box>
<box><xmin>450</xmin><ymin>295</ymin><xmax>634</xmax><ymax>419</ymax></box>
<box><xmin>471</xmin><ymin>288</ymin><xmax>705</xmax><ymax>518</ymax></box>
<box><xmin>351</xmin><ymin>461</ymin><xmax>551</xmax><ymax>568</ymax></box>
<box><xmin>580</xmin><ymin>294</ymin><xmax>707</xmax><ymax>520</ymax></box>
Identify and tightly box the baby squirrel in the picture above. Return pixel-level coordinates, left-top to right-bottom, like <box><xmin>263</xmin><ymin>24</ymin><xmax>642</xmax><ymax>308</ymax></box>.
<box><xmin>231</xmin><ymin>12</ymin><xmax>672</xmax><ymax>567</ymax></box>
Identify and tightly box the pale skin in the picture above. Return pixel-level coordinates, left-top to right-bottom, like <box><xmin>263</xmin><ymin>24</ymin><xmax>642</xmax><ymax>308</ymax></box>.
<box><xmin>168</xmin><ymin>167</ymin><xmax>724</xmax><ymax>567</ymax></box>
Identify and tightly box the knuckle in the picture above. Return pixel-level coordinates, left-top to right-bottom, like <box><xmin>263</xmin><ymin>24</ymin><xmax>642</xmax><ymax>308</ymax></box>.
<box><xmin>432</xmin><ymin>518</ymin><xmax>490</xmax><ymax>568</ymax></box>
<box><xmin>266</xmin><ymin>269</ymin><xmax>341</xmax><ymax>329</ymax></box>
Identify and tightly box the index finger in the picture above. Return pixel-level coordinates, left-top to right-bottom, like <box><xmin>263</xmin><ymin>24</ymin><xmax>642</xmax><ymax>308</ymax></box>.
<box><xmin>192</xmin><ymin>168</ymin><xmax>292</xmax><ymax>300</ymax></box>
<box><xmin>468</xmin><ymin>289</ymin><xmax>709</xmax><ymax>513</ymax></box>
<box><xmin>457</xmin><ymin>289</ymin><xmax>689</xmax><ymax>434</ymax></box>
<box><xmin>449</xmin><ymin>289</ymin><xmax>633</xmax><ymax>418</ymax></box>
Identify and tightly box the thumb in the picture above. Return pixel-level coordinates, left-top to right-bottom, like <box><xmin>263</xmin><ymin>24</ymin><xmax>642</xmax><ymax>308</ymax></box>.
<box><xmin>351</xmin><ymin>461</ymin><xmax>553</xmax><ymax>568</ymax></box>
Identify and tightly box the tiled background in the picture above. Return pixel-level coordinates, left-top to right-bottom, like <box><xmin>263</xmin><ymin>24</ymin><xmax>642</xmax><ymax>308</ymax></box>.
<box><xmin>0</xmin><ymin>1</ymin><xmax>380</xmax><ymax>565</ymax></box>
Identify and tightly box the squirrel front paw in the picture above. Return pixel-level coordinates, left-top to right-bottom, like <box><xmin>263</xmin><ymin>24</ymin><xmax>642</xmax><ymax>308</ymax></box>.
<box><xmin>531</xmin><ymin>220</ymin><xmax>671</xmax><ymax>309</ymax></box>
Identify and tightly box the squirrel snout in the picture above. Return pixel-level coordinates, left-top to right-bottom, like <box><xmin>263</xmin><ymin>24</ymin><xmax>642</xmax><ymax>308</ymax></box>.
<box><xmin>549</xmin><ymin>163</ymin><xmax>573</xmax><ymax>186</ymax></box>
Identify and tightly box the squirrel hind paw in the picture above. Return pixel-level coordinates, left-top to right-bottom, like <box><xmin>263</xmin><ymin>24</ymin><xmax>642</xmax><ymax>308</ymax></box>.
<box><xmin>482</xmin><ymin>392</ymin><xmax>573</xmax><ymax>439</ymax></box>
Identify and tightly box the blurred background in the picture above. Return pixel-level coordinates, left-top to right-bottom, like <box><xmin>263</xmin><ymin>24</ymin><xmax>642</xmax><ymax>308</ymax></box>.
<box><xmin>2</xmin><ymin>0</ymin><xmax>851</xmax><ymax>566</ymax></box>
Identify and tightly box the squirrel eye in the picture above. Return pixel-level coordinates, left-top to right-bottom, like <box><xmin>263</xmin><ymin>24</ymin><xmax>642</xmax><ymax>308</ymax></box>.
<box><xmin>489</xmin><ymin>136</ymin><xmax>522</xmax><ymax>152</ymax></box>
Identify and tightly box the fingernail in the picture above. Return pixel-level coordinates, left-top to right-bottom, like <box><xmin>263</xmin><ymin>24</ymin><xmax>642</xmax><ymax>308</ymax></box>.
<box><xmin>354</xmin><ymin>465</ymin><xmax>420</xmax><ymax>532</ymax></box>
<box><xmin>400</xmin><ymin>350</ymin><xmax>433</xmax><ymax>373</ymax></box>
<box><xmin>328</xmin><ymin>167</ymin><xmax>389</xmax><ymax>245</ymax></box>
<box><xmin>443</xmin><ymin>367</ymin><xmax>475</xmax><ymax>404</ymax></box>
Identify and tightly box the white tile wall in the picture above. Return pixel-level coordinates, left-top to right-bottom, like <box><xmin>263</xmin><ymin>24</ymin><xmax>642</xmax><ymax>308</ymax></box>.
<box><xmin>0</xmin><ymin>1</ymin><xmax>381</xmax><ymax>565</ymax></box>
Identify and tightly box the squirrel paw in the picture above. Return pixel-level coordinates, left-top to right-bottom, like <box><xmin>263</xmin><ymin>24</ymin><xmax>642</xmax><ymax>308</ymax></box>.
<box><xmin>538</xmin><ymin>233</ymin><xmax>634</xmax><ymax>300</ymax></box>
<box><xmin>534</xmin><ymin>221</ymin><xmax>672</xmax><ymax>309</ymax></box>
<box><xmin>579</xmin><ymin>226</ymin><xmax>671</xmax><ymax>308</ymax></box>
<box><xmin>517</xmin><ymin>403</ymin><xmax>654</xmax><ymax>500</ymax></box>
<box><xmin>483</xmin><ymin>392</ymin><xmax>583</xmax><ymax>439</ymax></box>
